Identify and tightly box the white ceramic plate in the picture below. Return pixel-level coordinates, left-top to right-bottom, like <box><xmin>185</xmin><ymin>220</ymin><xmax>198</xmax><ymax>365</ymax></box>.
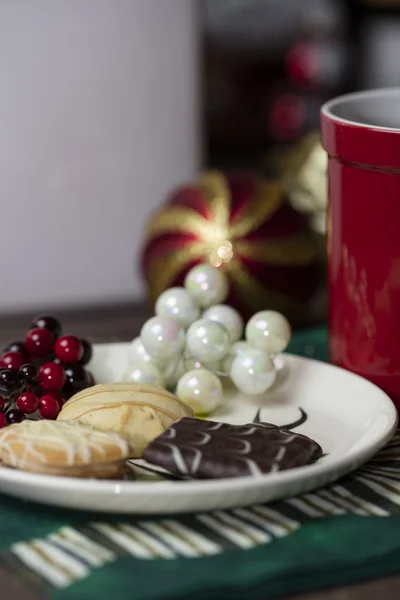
<box><xmin>0</xmin><ymin>343</ymin><xmax>397</xmax><ymax>513</ymax></box>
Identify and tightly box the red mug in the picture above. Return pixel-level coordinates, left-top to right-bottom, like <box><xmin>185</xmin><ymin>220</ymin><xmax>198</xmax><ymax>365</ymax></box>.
<box><xmin>321</xmin><ymin>88</ymin><xmax>400</xmax><ymax>411</ymax></box>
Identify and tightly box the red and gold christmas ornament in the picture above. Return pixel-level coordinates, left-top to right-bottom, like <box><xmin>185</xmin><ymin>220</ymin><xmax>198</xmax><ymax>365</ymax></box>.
<box><xmin>141</xmin><ymin>171</ymin><xmax>320</xmax><ymax>324</ymax></box>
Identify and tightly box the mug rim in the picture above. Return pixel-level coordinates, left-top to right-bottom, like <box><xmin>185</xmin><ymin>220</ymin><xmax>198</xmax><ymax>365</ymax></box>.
<box><xmin>321</xmin><ymin>87</ymin><xmax>400</xmax><ymax>133</ymax></box>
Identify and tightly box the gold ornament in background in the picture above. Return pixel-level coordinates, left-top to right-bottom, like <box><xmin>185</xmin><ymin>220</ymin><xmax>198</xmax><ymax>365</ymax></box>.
<box><xmin>141</xmin><ymin>171</ymin><xmax>322</xmax><ymax>327</ymax></box>
<box><xmin>279</xmin><ymin>132</ymin><xmax>328</xmax><ymax>236</ymax></box>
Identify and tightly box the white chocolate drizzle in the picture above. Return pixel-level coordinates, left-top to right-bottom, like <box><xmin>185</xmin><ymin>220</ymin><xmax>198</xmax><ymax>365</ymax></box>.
<box><xmin>0</xmin><ymin>420</ymin><xmax>131</xmax><ymax>469</ymax></box>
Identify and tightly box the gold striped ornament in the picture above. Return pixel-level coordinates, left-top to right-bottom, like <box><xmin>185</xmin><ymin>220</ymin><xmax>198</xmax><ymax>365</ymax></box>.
<box><xmin>141</xmin><ymin>171</ymin><xmax>320</xmax><ymax>326</ymax></box>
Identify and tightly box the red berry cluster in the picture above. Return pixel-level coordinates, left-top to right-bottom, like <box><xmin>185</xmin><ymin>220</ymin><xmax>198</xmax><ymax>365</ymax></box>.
<box><xmin>0</xmin><ymin>315</ymin><xmax>94</xmax><ymax>429</ymax></box>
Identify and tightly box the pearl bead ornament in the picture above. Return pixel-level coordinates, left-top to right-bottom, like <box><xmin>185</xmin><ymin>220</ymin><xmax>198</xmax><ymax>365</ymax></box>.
<box><xmin>186</xmin><ymin>318</ymin><xmax>229</xmax><ymax>363</ymax></box>
<box><xmin>129</xmin><ymin>337</ymin><xmax>154</xmax><ymax>364</ymax></box>
<box><xmin>123</xmin><ymin>362</ymin><xmax>165</xmax><ymax>387</ymax></box>
<box><xmin>163</xmin><ymin>355</ymin><xmax>186</xmax><ymax>387</ymax></box>
<box><xmin>127</xmin><ymin>264</ymin><xmax>292</xmax><ymax>416</ymax></box>
<box><xmin>176</xmin><ymin>369</ymin><xmax>223</xmax><ymax>415</ymax></box>
<box><xmin>203</xmin><ymin>304</ymin><xmax>243</xmax><ymax>343</ymax></box>
<box><xmin>140</xmin><ymin>316</ymin><xmax>185</xmax><ymax>360</ymax></box>
<box><xmin>155</xmin><ymin>287</ymin><xmax>200</xmax><ymax>328</ymax></box>
<box><xmin>222</xmin><ymin>340</ymin><xmax>252</xmax><ymax>374</ymax></box>
<box><xmin>184</xmin><ymin>264</ymin><xmax>228</xmax><ymax>308</ymax></box>
<box><xmin>245</xmin><ymin>310</ymin><xmax>291</xmax><ymax>355</ymax></box>
<box><xmin>230</xmin><ymin>349</ymin><xmax>277</xmax><ymax>395</ymax></box>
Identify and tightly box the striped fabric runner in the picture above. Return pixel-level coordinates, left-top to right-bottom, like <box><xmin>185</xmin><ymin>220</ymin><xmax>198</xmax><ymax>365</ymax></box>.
<box><xmin>2</xmin><ymin>430</ymin><xmax>400</xmax><ymax>590</ymax></box>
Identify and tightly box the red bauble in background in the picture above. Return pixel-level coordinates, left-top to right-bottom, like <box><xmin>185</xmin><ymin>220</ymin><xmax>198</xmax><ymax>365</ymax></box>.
<box><xmin>141</xmin><ymin>171</ymin><xmax>321</xmax><ymax>327</ymax></box>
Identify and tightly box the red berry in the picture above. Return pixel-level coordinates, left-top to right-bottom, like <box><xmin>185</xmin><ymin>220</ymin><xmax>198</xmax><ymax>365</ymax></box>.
<box><xmin>16</xmin><ymin>392</ymin><xmax>39</xmax><ymax>414</ymax></box>
<box><xmin>2</xmin><ymin>351</ymin><xmax>24</xmax><ymax>371</ymax></box>
<box><xmin>39</xmin><ymin>395</ymin><xmax>60</xmax><ymax>420</ymax></box>
<box><xmin>55</xmin><ymin>335</ymin><xmax>83</xmax><ymax>363</ymax></box>
<box><xmin>0</xmin><ymin>413</ymin><xmax>6</xmax><ymax>428</ymax></box>
<box><xmin>47</xmin><ymin>392</ymin><xmax>64</xmax><ymax>410</ymax></box>
<box><xmin>0</xmin><ymin>397</ymin><xmax>5</xmax><ymax>411</ymax></box>
<box><xmin>25</xmin><ymin>328</ymin><xmax>54</xmax><ymax>357</ymax></box>
<box><xmin>38</xmin><ymin>362</ymin><xmax>65</xmax><ymax>392</ymax></box>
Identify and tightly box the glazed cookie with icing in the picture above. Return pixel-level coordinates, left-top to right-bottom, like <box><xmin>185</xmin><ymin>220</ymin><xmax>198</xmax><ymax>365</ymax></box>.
<box><xmin>57</xmin><ymin>382</ymin><xmax>193</xmax><ymax>457</ymax></box>
<box><xmin>0</xmin><ymin>420</ymin><xmax>134</xmax><ymax>478</ymax></box>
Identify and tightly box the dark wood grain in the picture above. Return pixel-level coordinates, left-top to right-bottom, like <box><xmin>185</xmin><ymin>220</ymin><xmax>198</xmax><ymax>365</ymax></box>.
<box><xmin>0</xmin><ymin>302</ymin><xmax>398</xmax><ymax>600</ymax></box>
<box><xmin>287</xmin><ymin>575</ymin><xmax>400</xmax><ymax>600</ymax></box>
<box><xmin>0</xmin><ymin>302</ymin><xmax>152</xmax><ymax>347</ymax></box>
<box><xmin>0</xmin><ymin>564</ymin><xmax>44</xmax><ymax>600</ymax></box>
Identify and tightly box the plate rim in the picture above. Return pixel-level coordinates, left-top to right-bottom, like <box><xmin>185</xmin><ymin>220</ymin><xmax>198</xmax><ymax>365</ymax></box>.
<box><xmin>0</xmin><ymin>352</ymin><xmax>397</xmax><ymax>499</ymax></box>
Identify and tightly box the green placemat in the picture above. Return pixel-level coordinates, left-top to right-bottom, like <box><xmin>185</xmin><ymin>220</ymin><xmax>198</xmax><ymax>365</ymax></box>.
<box><xmin>1</xmin><ymin>327</ymin><xmax>400</xmax><ymax>600</ymax></box>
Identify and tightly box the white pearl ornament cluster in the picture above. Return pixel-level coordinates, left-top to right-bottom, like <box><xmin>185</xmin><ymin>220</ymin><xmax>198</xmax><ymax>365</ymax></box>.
<box><xmin>123</xmin><ymin>265</ymin><xmax>291</xmax><ymax>416</ymax></box>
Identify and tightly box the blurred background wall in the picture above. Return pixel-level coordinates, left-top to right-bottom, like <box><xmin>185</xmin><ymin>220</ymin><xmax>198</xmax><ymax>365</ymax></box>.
<box><xmin>1</xmin><ymin>0</ymin><xmax>400</xmax><ymax>316</ymax></box>
<box><xmin>203</xmin><ymin>0</ymin><xmax>400</xmax><ymax>171</ymax></box>
<box><xmin>0</xmin><ymin>0</ymin><xmax>200</xmax><ymax>312</ymax></box>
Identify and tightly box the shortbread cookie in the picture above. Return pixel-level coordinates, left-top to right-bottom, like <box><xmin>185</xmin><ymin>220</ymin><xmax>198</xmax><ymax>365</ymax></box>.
<box><xmin>0</xmin><ymin>420</ymin><xmax>134</xmax><ymax>478</ymax></box>
<box><xmin>57</xmin><ymin>382</ymin><xmax>193</xmax><ymax>457</ymax></box>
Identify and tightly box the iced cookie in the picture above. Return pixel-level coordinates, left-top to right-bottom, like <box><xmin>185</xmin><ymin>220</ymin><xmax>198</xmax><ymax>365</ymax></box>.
<box><xmin>0</xmin><ymin>420</ymin><xmax>134</xmax><ymax>478</ymax></box>
<box><xmin>57</xmin><ymin>382</ymin><xmax>193</xmax><ymax>457</ymax></box>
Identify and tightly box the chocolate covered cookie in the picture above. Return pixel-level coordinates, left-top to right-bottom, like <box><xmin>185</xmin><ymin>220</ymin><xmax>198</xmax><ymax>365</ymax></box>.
<box><xmin>143</xmin><ymin>417</ymin><xmax>322</xmax><ymax>479</ymax></box>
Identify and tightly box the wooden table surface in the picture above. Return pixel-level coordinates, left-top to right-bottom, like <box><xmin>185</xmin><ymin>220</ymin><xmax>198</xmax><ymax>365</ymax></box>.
<box><xmin>0</xmin><ymin>303</ymin><xmax>398</xmax><ymax>600</ymax></box>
